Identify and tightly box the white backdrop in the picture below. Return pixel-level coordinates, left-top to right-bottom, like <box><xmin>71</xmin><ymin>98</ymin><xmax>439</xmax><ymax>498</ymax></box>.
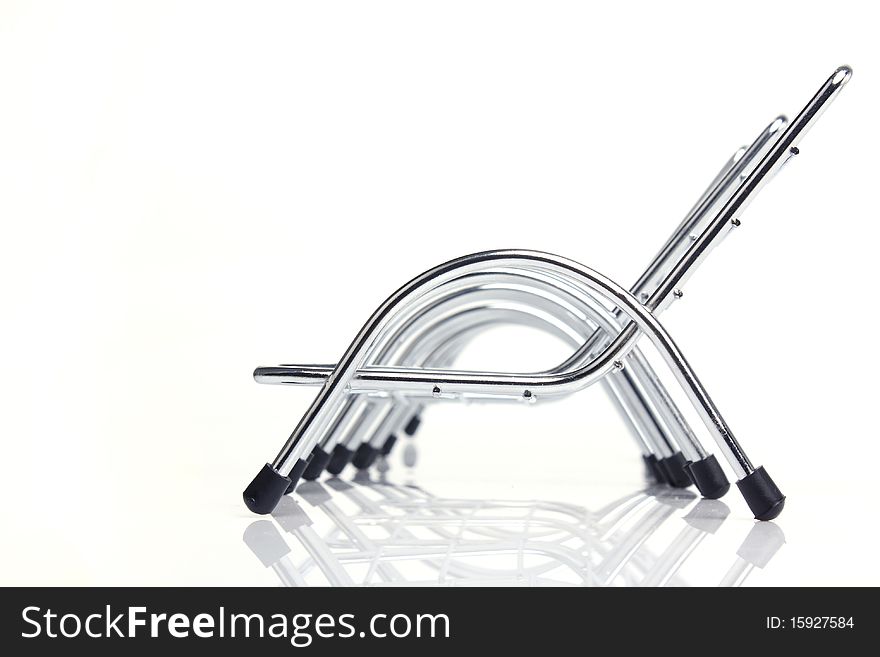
<box><xmin>1</xmin><ymin>0</ymin><xmax>878</xmax><ymax>585</ymax></box>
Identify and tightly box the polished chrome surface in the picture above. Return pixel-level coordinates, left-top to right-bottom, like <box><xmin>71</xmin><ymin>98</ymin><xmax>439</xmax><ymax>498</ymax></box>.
<box><xmin>267</xmin><ymin>250</ymin><xmax>756</xmax><ymax>479</ymax></box>
<box><xmin>645</xmin><ymin>66</ymin><xmax>852</xmax><ymax>316</ymax></box>
<box><xmin>259</xmin><ymin>68</ymin><xmax>849</xmax><ymax>400</ymax></box>
<box><xmin>249</xmin><ymin>66</ymin><xmax>852</xmax><ymax>508</ymax></box>
<box><xmin>307</xmin><ymin>275</ymin><xmax>703</xmax><ymax>460</ymax></box>
<box><xmin>254</xmin><ymin>126</ymin><xmax>777</xmax><ymax>462</ymax></box>
<box><xmin>252</xmin><ymin>114</ymin><xmax>790</xmax><ymax>472</ymax></box>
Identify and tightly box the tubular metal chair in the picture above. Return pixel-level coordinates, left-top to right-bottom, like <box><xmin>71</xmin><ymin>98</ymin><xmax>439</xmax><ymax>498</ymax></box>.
<box><xmin>244</xmin><ymin>67</ymin><xmax>852</xmax><ymax>521</ymax></box>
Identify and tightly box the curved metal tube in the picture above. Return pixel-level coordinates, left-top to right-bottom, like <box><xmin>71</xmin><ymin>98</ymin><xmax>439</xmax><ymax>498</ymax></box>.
<box><xmin>256</xmin><ymin>112</ymin><xmax>793</xmax><ymax>465</ymax></box>
<box><xmin>263</xmin><ymin>269</ymin><xmax>686</xmax><ymax>465</ymax></box>
<box><xmin>244</xmin><ymin>66</ymin><xmax>851</xmax><ymax>520</ymax></box>
<box><xmin>262</xmin><ymin>268</ymin><xmax>704</xmax><ymax>462</ymax></box>
<box><xmin>265</xmin><ymin>250</ymin><xmax>750</xmax><ymax>479</ymax></box>
<box><xmin>256</xmin><ymin>65</ymin><xmax>851</xmax><ymax>402</ymax></box>
<box><xmin>314</xmin><ymin>274</ymin><xmax>702</xmax><ymax>462</ymax></box>
<box><xmin>339</xmin><ymin>301</ymin><xmax>670</xmax><ymax>460</ymax></box>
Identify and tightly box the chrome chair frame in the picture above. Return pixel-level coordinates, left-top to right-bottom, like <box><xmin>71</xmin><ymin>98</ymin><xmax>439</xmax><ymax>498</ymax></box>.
<box><xmin>255</xmin><ymin>118</ymin><xmax>784</xmax><ymax>488</ymax></box>
<box><xmin>243</xmin><ymin>67</ymin><xmax>852</xmax><ymax>522</ymax></box>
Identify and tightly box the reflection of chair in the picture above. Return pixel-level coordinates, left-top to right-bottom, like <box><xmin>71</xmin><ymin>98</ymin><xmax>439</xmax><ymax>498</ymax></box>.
<box><xmin>244</xmin><ymin>67</ymin><xmax>852</xmax><ymax>520</ymax></box>
<box><xmin>243</xmin><ymin>476</ymin><xmax>785</xmax><ymax>587</ymax></box>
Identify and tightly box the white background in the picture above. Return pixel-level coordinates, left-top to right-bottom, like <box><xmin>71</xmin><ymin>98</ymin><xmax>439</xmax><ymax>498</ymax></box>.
<box><xmin>1</xmin><ymin>0</ymin><xmax>878</xmax><ymax>585</ymax></box>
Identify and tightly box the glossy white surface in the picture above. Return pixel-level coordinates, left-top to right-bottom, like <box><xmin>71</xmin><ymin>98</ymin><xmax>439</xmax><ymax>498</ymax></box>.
<box><xmin>1</xmin><ymin>0</ymin><xmax>878</xmax><ymax>586</ymax></box>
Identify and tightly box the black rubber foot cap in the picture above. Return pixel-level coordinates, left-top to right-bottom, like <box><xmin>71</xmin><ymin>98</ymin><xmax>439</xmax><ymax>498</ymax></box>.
<box><xmin>659</xmin><ymin>451</ymin><xmax>692</xmax><ymax>488</ymax></box>
<box><xmin>684</xmin><ymin>454</ymin><xmax>731</xmax><ymax>500</ymax></box>
<box><xmin>642</xmin><ymin>453</ymin><xmax>663</xmax><ymax>483</ymax></box>
<box><xmin>736</xmin><ymin>466</ymin><xmax>786</xmax><ymax>521</ymax></box>
<box><xmin>653</xmin><ymin>458</ymin><xmax>672</xmax><ymax>484</ymax></box>
<box><xmin>326</xmin><ymin>445</ymin><xmax>354</xmax><ymax>475</ymax></box>
<box><xmin>243</xmin><ymin>463</ymin><xmax>291</xmax><ymax>515</ymax></box>
<box><xmin>403</xmin><ymin>415</ymin><xmax>422</xmax><ymax>436</ymax></box>
<box><xmin>380</xmin><ymin>434</ymin><xmax>398</xmax><ymax>456</ymax></box>
<box><xmin>352</xmin><ymin>443</ymin><xmax>379</xmax><ymax>470</ymax></box>
<box><xmin>283</xmin><ymin>458</ymin><xmax>310</xmax><ymax>494</ymax></box>
<box><xmin>303</xmin><ymin>447</ymin><xmax>333</xmax><ymax>481</ymax></box>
